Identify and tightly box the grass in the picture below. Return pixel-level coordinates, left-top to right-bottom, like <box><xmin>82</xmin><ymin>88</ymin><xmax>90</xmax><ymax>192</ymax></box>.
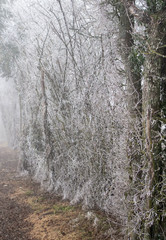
<box><xmin>15</xmin><ymin>185</ymin><xmax>122</xmax><ymax>239</ymax></box>
<box><xmin>24</xmin><ymin>190</ymin><xmax>34</xmax><ymax>196</ymax></box>
<box><xmin>53</xmin><ymin>204</ymin><xmax>75</xmax><ymax>214</ymax></box>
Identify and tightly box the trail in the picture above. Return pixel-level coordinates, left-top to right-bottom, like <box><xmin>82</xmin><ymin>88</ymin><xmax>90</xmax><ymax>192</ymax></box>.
<box><xmin>0</xmin><ymin>144</ymin><xmax>36</xmax><ymax>240</ymax></box>
<box><xmin>0</xmin><ymin>144</ymin><xmax>122</xmax><ymax>240</ymax></box>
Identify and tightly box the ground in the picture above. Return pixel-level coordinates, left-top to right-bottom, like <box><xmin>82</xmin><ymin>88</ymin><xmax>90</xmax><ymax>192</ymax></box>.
<box><xmin>0</xmin><ymin>143</ymin><xmax>124</xmax><ymax>240</ymax></box>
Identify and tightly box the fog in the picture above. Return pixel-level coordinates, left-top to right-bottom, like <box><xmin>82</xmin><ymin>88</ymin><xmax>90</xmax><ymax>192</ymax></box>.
<box><xmin>0</xmin><ymin>77</ymin><xmax>19</xmax><ymax>147</ymax></box>
<box><xmin>0</xmin><ymin>114</ymin><xmax>6</xmax><ymax>142</ymax></box>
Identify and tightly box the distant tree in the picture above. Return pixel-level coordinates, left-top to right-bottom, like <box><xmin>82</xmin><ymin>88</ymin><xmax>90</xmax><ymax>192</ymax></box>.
<box><xmin>0</xmin><ymin>0</ymin><xmax>19</xmax><ymax>147</ymax></box>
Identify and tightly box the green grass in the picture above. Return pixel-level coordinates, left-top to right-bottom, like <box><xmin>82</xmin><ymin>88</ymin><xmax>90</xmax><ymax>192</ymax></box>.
<box><xmin>53</xmin><ymin>204</ymin><xmax>75</xmax><ymax>213</ymax></box>
<box><xmin>24</xmin><ymin>190</ymin><xmax>34</xmax><ymax>196</ymax></box>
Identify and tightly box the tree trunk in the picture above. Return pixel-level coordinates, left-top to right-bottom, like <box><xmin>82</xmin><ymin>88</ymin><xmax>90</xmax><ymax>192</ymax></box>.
<box><xmin>117</xmin><ymin>2</ymin><xmax>142</xmax><ymax>239</ymax></box>
<box><xmin>142</xmin><ymin>10</ymin><xmax>166</xmax><ymax>240</ymax></box>
<box><xmin>40</xmin><ymin>69</ymin><xmax>53</xmax><ymax>169</ymax></box>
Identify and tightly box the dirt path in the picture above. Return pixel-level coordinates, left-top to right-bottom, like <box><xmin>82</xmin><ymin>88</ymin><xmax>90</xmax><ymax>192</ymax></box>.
<box><xmin>0</xmin><ymin>144</ymin><xmax>37</xmax><ymax>240</ymax></box>
<box><xmin>0</xmin><ymin>144</ymin><xmax>123</xmax><ymax>240</ymax></box>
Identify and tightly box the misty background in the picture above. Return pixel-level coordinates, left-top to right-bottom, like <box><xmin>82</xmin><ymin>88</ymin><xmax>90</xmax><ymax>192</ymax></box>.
<box><xmin>0</xmin><ymin>113</ymin><xmax>6</xmax><ymax>141</ymax></box>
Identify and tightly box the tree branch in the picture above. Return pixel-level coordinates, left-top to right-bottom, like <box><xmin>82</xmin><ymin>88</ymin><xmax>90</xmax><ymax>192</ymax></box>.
<box><xmin>128</xmin><ymin>3</ymin><xmax>151</xmax><ymax>24</ymax></box>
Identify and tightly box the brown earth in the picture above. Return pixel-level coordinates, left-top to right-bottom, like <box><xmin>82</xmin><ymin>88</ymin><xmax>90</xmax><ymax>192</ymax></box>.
<box><xmin>0</xmin><ymin>143</ymin><xmax>124</xmax><ymax>240</ymax></box>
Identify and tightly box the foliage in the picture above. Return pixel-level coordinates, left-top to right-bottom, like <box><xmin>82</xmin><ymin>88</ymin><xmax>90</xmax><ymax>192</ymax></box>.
<box><xmin>146</xmin><ymin>0</ymin><xmax>166</xmax><ymax>13</ymax></box>
<box><xmin>129</xmin><ymin>47</ymin><xmax>144</xmax><ymax>76</ymax></box>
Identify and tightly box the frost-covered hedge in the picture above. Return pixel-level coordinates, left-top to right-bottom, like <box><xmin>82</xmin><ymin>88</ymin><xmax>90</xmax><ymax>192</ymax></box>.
<box><xmin>4</xmin><ymin>0</ymin><xmax>129</xmax><ymax>221</ymax></box>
